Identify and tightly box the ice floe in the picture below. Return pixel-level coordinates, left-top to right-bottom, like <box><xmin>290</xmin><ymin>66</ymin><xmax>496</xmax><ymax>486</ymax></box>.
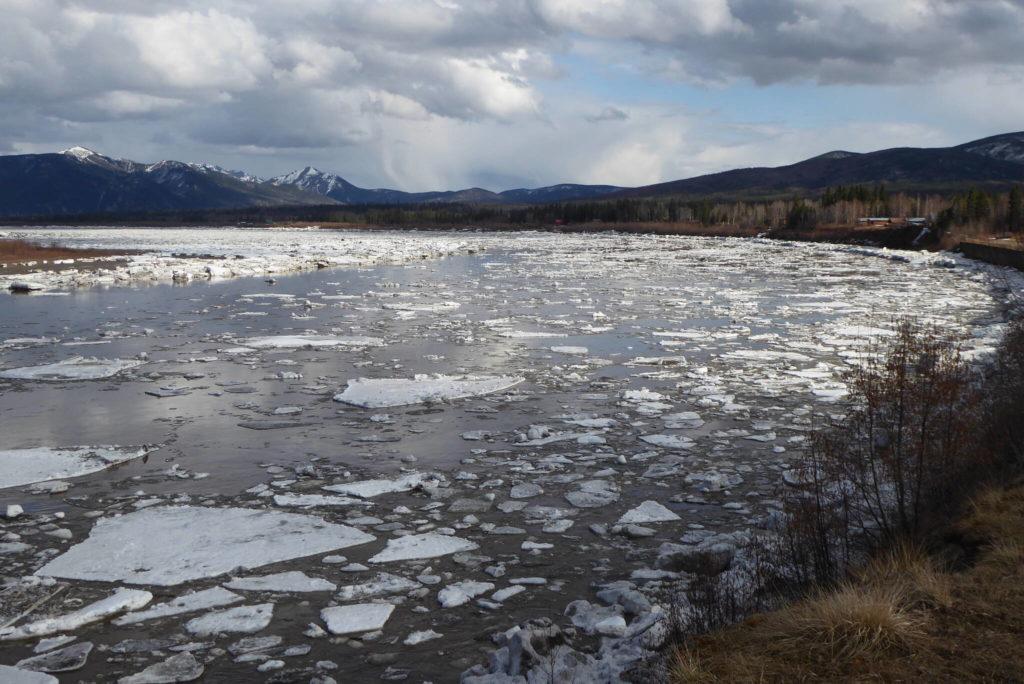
<box><xmin>321</xmin><ymin>603</ymin><xmax>394</xmax><ymax>636</ymax></box>
<box><xmin>333</xmin><ymin>374</ymin><xmax>524</xmax><ymax>408</ymax></box>
<box><xmin>1</xmin><ymin>589</ymin><xmax>152</xmax><ymax>641</ymax></box>
<box><xmin>242</xmin><ymin>334</ymin><xmax>384</xmax><ymax>348</ymax></box>
<box><xmin>225</xmin><ymin>571</ymin><xmax>336</xmax><ymax>593</ymax></box>
<box><xmin>184</xmin><ymin>603</ymin><xmax>274</xmax><ymax>636</ymax></box>
<box><xmin>0</xmin><ymin>357</ymin><xmax>145</xmax><ymax>380</ymax></box>
<box><xmin>322</xmin><ymin>471</ymin><xmax>438</xmax><ymax>498</ymax></box>
<box><xmin>37</xmin><ymin>506</ymin><xmax>375</xmax><ymax>585</ymax></box>
<box><xmin>112</xmin><ymin>587</ymin><xmax>243</xmax><ymax>626</ymax></box>
<box><xmin>617</xmin><ymin>501</ymin><xmax>681</xmax><ymax>524</ymax></box>
<box><xmin>368</xmin><ymin>533</ymin><xmax>479</xmax><ymax>563</ymax></box>
<box><xmin>0</xmin><ymin>445</ymin><xmax>154</xmax><ymax>490</ymax></box>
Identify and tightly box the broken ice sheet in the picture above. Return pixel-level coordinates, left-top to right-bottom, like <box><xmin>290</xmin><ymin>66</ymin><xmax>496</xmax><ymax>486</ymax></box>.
<box><xmin>334</xmin><ymin>572</ymin><xmax>418</xmax><ymax>601</ymax></box>
<box><xmin>322</xmin><ymin>471</ymin><xmax>437</xmax><ymax>498</ymax></box>
<box><xmin>369</xmin><ymin>533</ymin><xmax>479</xmax><ymax>563</ymax></box>
<box><xmin>0</xmin><ymin>665</ymin><xmax>58</xmax><ymax>684</ymax></box>
<box><xmin>118</xmin><ymin>652</ymin><xmax>203</xmax><ymax>684</ymax></box>
<box><xmin>241</xmin><ymin>334</ymin><xmax>384</xmax><ymax>348</ymax></box>
<box><xmin>617</xmin><ymin>500</ymin><xmax>681</xmax><ymax>524</ymax></box>
<box><xmin>0</xmin><ymin>445</ymin><xmax>154</xmax><ymax>490</ymax></box>
<box><xmin>1</xmin><ymin>589</ymin><xmax>152</xmax><ymax>641</ymax></box>
<box><xmin>0</xmin><ymin>356</ymin><xmax>146</xmax><ymax>380</ymax></box>
<box><xmin>225</xmin><ymin>571</ymin><xmax>336</xmax><ymax>593</ymax></box>
<box><xmin>321</xmin><ymin>603</ymin><xmax>394</xmax><ymax>635</ymax></box>
<box><xmin>333</xmin><ymin>374</ymin><xmax>524</xmax><ymax>408</ymax></box>
<box><xmin>37</xmin><ymin>506</ymin><xmax>375</xmax><ymax>585</ymax></box>
<box><xmin>113</xmin><ymin>587</ymin><xmax>243</xmax><ymax>626</ymax></box>
<box><xmin>185</xmin><ymin>603</ymin><xmax>274</xmax><ymax>636</ymax></box>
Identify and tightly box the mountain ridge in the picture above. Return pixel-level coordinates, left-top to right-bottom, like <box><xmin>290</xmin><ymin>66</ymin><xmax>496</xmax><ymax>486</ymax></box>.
<box><xmin>0</xmin><ymin>132</ymin><xmax>1022</xmax><ymax>217</ymax></box>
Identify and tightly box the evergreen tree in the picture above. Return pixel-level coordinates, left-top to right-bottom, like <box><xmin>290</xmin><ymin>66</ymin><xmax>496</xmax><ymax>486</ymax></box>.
<box><xmin>1009</xmin><ymin>184</ymin><xmax>1023</xmax><ymax>233</ymax></box>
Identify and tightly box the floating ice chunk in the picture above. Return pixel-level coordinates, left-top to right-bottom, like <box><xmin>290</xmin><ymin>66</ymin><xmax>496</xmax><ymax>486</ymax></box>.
<box><xmin>626</xmin><ymin>356</ymin><xmax>687</xmax><ymax>366</ymax></box>
<box><xmin>404</xmin><ymin>629</ymin><xmax>443</xmax><ymax>645</ymax></box>
<box><xmin>117</xmin><ymin>652</ymin><xmax>204</xmax><ymax>684</ymax></box>
<box><xmin>15</xmin><ymin>641</ymin><xmax>93</xmax><ymax>673</ymax></box>
<box><xmin>37</xmin><ymin>506</ymin><xmax>375</xmax><ymax>586</ymax></box>
<box><xmin>322</xmin><ymin>472</ymin><xmax>437</xmax><ymax>498</ymax></box>
<box><xmin>113</xmin><ymin>588</ymin><xmax>243</xmax><ymax>626</ymax></box>
<box><xmin>491</xmin><ymin>586</ymin><xmax>526</xmax><ymax>602</ymax></box>
<box><xmin>272</xmin><ymin>493</ymin><xmax>369</xmax><ymax>508</ymax></box>
<box><xmin>499</xmin><ymin>331</ymin><xmax>568</xmax><ymax>338</ymax></box>
<box><xmin>639</xmin><ymin>434</ymin><xmax>695</xmax><ymax>450</ymax></box>
<box><xmin>369</xmin><ymin>533</ymin><xmax>479</xmax><ymax>563</ymax></box>
<box><xmin>320</xmin><ymin>604</ymin><xmax>394</xmax><ymax>636</ymax></box>
<box><xmin>661</xmin><ymin>412</ymin><xmax>704</xmax><ymax>429</ymax></box>
<box><xmin>335</xmin><ymin>572</ymin><xmax>419</xmax><ymax>601</ymax></box>
<box><xmin>0</xmin><ymin>589</ymin><xmax>152</xmax><ymax>641</ymax></box>
<box><xmin>563</xmin><ymin>417</ymin><xmax>616</xmax><ymax>428</ymax></box>
<box><xmin>550</xmin><ymin>346</ymin><xmax>588</xmax><ymax>355</ymax></box>
<box><xmin>437</xmin><ymin>581</ymin><xmax>494</xmax><ymax>608</ymax></box>
<box><xmin>184</xmin><ymin>603</ymin><xmax>273</xmax><ymax>636</ymax></box>
<box><xmin>565</xmin><ymin>480</ymin><xmax>619</xmax><ymax>508</ymax></box>
<box><xmin>333</xmin><ymin>374</ymin><xmax>524</xmax><ymax>408</ymax></box>
<box><xmin>0</xmin><ymin>665</ymin><xmax>58</xmax><ymax>683</ymax></box>
<box><xmin>225</xmin><ymin>571</ymin><xmax>336</xmax><ymax>593</ymax></box>
<box><xmin>617</xmin><ymin>501</ymin><xmax>681</xmax><ymax>524</ymax></box>
<box><xmin>381</xmin><ymin>301</ymin><xmax>460</xmax><ymax>312</ymax></box>
<box><xmin>622</xmin><ymin>388</ymin><xmax>666</xmax><ymax>402</ymax></box>
<box><xmin>0</xmin><ymin>445</ymin><xmax>153</xmax><ymax>490</ymax></box>
<box><xmin>0</xmin><ymin>357</ymin><xmax>146</xmax><ymax>380</ymax></box>
<box><xmin>242</xmin><ymin>335</ymin><xmax>384</xmax><ymax>348</ymax></box>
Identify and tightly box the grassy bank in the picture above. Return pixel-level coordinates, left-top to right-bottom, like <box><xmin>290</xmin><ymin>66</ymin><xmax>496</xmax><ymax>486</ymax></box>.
<box><xmin>659</xmin><ymin>315</ymin><xmax>1024</xmax><ymax>683</ymax></box>
<box><xmin>0</xmin><ymin>239</ymin><xmax>141</xmax><ymax>264</ymax></box>
<box><xmin>670</xmin><ymin>482</ymin><xmax>1024</xmax><ymax>682</ymax></box>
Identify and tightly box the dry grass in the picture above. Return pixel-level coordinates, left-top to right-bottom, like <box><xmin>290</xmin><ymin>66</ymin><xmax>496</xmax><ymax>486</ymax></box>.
<box><xmin>0</xmin><ymin>239</ymin><xmax>139</xmax><ymax>264</ymax></box>
<box><xmin>668</xmin><ymin>482</ymin><xmax>1024</xmax><ymax>683</ymax></box>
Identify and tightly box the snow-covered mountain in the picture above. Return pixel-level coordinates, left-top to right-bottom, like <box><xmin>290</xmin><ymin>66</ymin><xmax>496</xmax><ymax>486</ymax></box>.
<box><xmin>0</xmin><ymin>148</ymin><xmax>332</xmax><ymax>217</ymax></box>
<box><xmin>956</xmin><ymin>132</ymin><xmax>1024</xmax><ymax>165</ymax></box>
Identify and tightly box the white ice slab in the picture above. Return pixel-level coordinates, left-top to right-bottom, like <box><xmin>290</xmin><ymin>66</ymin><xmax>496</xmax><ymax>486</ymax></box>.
<box><xmin>0</xmin><ymin>589</ymin><xmax>152</xmax><ymax>641</ymax></box>
<box><xmin>335</xmin><ymin>572</ymin><xmax>419</xmax><ymax>601</ymax></box>
<box><xmin>437</xmin><ymin>581</ymin><xmax>494</xmax><ymax>608</ymax></box>
<box><xmin>0</xmin><ymin>356</ymin><xmax>146</xmax><ymax>381</ymax></box>
<box><xmin>321</xmin><ymin>603</ymin><xmax>394</xmax><ymax>636</ymax></box>
<box><xmin>272</xmin><ymin>493</ymin><xmax>370</xmax><ymax>508</ymax></box>
<box><xmin>37</xmin><ymin>506</ymin><xmax>375</xmax><ymax>586</ymax></box>
<box><xmin>368</xmin><ymin>533</ymin><xmax>479</xmax><ymax>563</ymax></box>
<box><xmin>550</xmin><ymin>346</ymin><xmax>588</xmax><ymax>355</ymax></box>
<box><xmin>617</xmin><ymin>500</ymin><xmax>682</xmax><ymax>524</ymax></box>
<box><xmin>333</xmin><ymin>374</ymin><xmax>523</xmax><ymax>408</ymax></box>
<box><xmin>0</xmin><ymin>665</ymin><xmax>57</xmax><ymax>684</ymax></box>
<box><xmin>185</xmin><ymin>603</ymin><xmax>274</xmax><ymax>636</ymax></box>
<box><xmin>113</xmin><ymin>587</ymin><xmax>243</xmax><ymax>626</ymax></box>
<box><xmin>0</xmin><ymin>445</ymin><xmax>153</xmax><ymax>490</ymax></box>
<box><xmin>639</xmin><ymin>434</ymin><xmax>695</xmax><ymax>449</ymax></box>
<box><xmin>225</xmin><ymin>572</ymin><xmax>336</xmax><ymax>593</ymax></box>
<box><xmin>242</xmin><ymin>335</ymin><xmax>384</xmax><ymax>348</ymax></box>
<box><xmin>322</xmin><ymin>472</ymin><xmax>435</xmax><ymax>499</ymax></box>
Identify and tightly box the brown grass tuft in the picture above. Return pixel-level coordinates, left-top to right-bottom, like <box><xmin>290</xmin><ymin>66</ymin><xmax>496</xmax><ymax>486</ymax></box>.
<box><xmin>774</xmin><ymin>583</ymin><xmax>922</xmax><ymax>661</ymax></box>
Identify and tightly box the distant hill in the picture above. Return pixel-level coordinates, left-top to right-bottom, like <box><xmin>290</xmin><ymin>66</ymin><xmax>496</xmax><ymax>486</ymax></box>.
<box><xmin>611</xmin><ymin>132</ymin><xmax>1024</xmax><ymax>200</ymax></box>
<box><xmin>268</xmin><ymin>167</ymin><xmax>624</xmax><ymax>205</ymax></box>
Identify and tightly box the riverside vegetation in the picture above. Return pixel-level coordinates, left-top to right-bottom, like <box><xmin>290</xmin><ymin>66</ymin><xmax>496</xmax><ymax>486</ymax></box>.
<box><xmin>654</xmin><ymin>312</ymin><xmax>1024</xmax><ymax>683</ymax></box>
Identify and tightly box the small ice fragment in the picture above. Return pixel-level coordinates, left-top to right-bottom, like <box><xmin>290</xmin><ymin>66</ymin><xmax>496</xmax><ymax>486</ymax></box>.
<box><xmin>0</xmin><ymin>589</ymin><xmax>152</xmax><ymax>641</ymax></box>
<box><xmin>617</xmin><ymin>500</ymin><xmax>681</xmax><ymax>524</ymax></box>
<box><xmin>322</xmin><ymin>472</ymin><xmax>436</xmax><ymax>499</ymax></box>
<box><xmin>437</xmin><ymin>581</ymin><xmax>494</xmax><ymax>608</ymax></box>
<box><xmin>320</xmin><ymin>603</ymin><xmax>394</xmax><ymax>636</ymax></box>
<box><xmin>113</xmin><ymin>587</ymin><xmax>243</xmax><ymax>626</ymax></box>
<box><xmin>333</xmin><ymin>374</ymin><xmax>523</xmax><ymax>408</ymax></box>
<box><xmin>224</xmin><ymin>571</ymin><xmax>336</xmax><ymax>593</ymax></box>
<box><xmin>368</xmin><ymin>533</ymin><xmax>479</xmax><ymax>563</ymax></box>
<box><xmin>404</xmin><ymin>629</ymin><xmax>442</xmax><ymax>646</ymax></box>
<box><xmin>335</xmin><ymin>573</ymin><xmax>419</xmax><ymax>601</ymax></box>
<box><xmin>184</xmin><ymin>603</ymin><xmax>274</xmax><ymax>636</ymax></box>
<box><xmin>117</xmin><ymin>652</ymin><xmax>203</xmax><ymax>684</ymax></box>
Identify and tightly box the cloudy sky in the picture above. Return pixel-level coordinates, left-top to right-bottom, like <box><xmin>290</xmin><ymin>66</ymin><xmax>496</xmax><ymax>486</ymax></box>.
<box><xmin>3</xmin><ymin>0</ymin><xmax>1023</xmax><ymax>191</ymax></box>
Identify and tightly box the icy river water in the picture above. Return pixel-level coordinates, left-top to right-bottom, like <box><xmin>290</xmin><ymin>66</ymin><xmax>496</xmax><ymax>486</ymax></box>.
<box><xmin>0</xmin><ymin>229</ymin><xmax>1018</xmax><ymax>683</ymax></box>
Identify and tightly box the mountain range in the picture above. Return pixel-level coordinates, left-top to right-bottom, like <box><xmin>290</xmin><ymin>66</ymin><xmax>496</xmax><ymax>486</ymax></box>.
<box><xmin>1</xmin><ymin>132</ymin><xmax>1022</xmax><ymax>217</ymax></box>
